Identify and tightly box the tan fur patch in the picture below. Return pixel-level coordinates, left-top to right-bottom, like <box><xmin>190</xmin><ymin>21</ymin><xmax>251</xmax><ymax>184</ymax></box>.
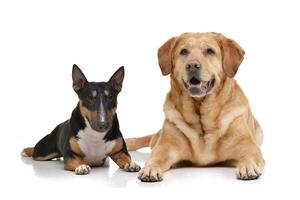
<box><xmin>114</xmin><ymin>152</ymin><xmax>132</xmax><ymax>168</ymax></box>
<box><xmin>110</xmin><ymin>137</ymin><xmax>123</xmax><ymax>155</ymax></box>
<box><xmin>34</xmin><ymin>153</ymin><xmax>60</xmax><ymax>161</ymax></box>
<box><xmin>92</xmin><ymin>90</ymin><xmax>97</xmax><ymax>97</ymax></box>
<box><xmin>79</xmin><ymin>101</ymin><xmax>97</xmax><ymax>124</ymax></box>
<box><xmin>104</xmin><ymin>90</ymin><xmax>109</xmax><ymax>97</ymax></box>
<box><xmin>22</xmin><ymin>147</ymin><xmax>34</xmax><ymax>157</ymax></box>
<box><xmin>107</xmin><ymin>107</ymin><xmax>117</xmax><ymax>124</ymax></box>
<box><xmin>69</xmin><ymin>137</ymin><xmax>84</xmax><ymax>156</ymax></box>
<box><xmin>64</xmin><ymin>156</ymin><xmax>85</xmax><ymax>171</ymax></box>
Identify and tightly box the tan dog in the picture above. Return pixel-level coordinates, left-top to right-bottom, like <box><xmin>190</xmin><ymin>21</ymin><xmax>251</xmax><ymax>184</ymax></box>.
<box><xmin>126</xmin><ymin>32</ymin><xmax>265</xmax><ymax>182</ymax></box>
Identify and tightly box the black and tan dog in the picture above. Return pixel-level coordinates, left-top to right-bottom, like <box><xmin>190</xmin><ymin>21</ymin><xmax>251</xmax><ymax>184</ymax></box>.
<box><xmin>21</xmin><ymin>65</ymin><xmax>140</xmax><ymax>175</ymax></box>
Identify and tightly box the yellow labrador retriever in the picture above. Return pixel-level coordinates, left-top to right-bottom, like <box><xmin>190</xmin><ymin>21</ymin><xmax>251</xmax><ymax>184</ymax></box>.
<box><xmin>126</xmin><ymin>32</ymin><xmax>265</xmax><ymax>182</ymax></box>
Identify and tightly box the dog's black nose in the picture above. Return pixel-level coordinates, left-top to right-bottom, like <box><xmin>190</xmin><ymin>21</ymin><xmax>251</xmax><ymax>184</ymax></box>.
<box><xmin>186</xmin><ymin>60</ymin><xmax>201</xmax><ymax>70</ymax></box>
<box><xmin>98</xmin><ymin>122</ymin><xmax>109</xmax><ymax>131</ymax></box>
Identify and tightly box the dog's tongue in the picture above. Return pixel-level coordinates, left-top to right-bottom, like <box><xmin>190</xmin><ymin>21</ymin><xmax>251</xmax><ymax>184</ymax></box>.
<box><xmin>191</xmin><ymin>81</ymin><xmax>207</xmax><ymax>90</ymax></box>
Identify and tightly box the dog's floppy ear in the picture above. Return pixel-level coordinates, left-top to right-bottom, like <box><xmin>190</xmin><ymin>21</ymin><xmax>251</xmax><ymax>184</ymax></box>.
<box><xmin>216</xmin><ymin>34</ymin><xmax>245</xmax><ymax>78</ymax></box>
<box><xmin>72</xmin><ymin>64</ymin><xmax>88</xmax><ymax>93</ymax></box>
<box><xmin>109</xmin><ymin>66</ymin><xmax>124</xmax><ymax>93</ymax></box>
<box><xmin>158</xmin><ymin>37</ymin><xmax>177</xmax><ymax>76</ymax></box>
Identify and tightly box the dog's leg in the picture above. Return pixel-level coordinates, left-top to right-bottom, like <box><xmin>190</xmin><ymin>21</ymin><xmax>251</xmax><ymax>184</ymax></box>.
<box><xmin>25</xmin><ymin>126</ymin><xmax>62</xmax><ymax>161</ymax></box>
<box><xmin>64</xmin><ymin>155</ymin><xmax>91</xmax><ymax>175</ymax></box>
<box><xmin>138</xmin><ymin>122</ymin><xmax>191</xmax><ymax>182</ymax></box>
<box><xmin>233</xmin><ymin>141</ymin><xmax>265</xmax><ymax>180</ymax></box>
<box><xmin>222</xmin><ymin>117</ymin><xmax>265</xmax><ymax>180</ymax></box>
<box><xmin>110</xmin><ymin>151</ymin><xmax>141</xmax><ymax>172</ymax></box>
<box><xmin>138</xmin><ymin>144</ymin><xmax>182</xmax><ymax>182</ymax></box>
<box><xmin>110</xmin><ymin>138</ymin><xmax>141</xmax><ymax>172</ymax></box>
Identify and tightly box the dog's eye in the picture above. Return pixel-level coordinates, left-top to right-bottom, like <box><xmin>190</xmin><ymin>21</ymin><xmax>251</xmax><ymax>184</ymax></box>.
<box><xmin>205</xmin><ymin>48</ymin><xmax>215</xmax><ymax>55</ymax></box>
<box><xmin>180</xmin><ymin>48</ymin><xmax>189</xmax><ymax>55</ymax></box>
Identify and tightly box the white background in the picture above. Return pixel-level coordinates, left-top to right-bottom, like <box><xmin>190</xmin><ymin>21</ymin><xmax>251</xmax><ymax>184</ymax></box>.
<box><xmin>1</xmin><ymin>0</ymin><xmax>299</xmax><ymax>199</ymax></box>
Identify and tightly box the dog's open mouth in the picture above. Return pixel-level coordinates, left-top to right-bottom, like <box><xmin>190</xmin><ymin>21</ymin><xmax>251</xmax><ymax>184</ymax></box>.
<box><xmin>183</xmin><ymin>76</ymin><xmax>215</xmax><ymax>97</ymax></box>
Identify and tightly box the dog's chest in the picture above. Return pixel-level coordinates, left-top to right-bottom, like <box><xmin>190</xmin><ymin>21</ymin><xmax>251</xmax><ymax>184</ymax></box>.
<box><xmin>77</xmin><ymin>128</ymin><xmax>115</xmax><ymax>166</ymax></box>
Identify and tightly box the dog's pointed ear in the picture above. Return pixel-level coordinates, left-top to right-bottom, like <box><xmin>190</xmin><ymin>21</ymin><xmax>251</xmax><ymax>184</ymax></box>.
<box><xmin>158</xmin><ymin>37</ymin><xmax>177</xmax><ymax>76</ymax></box>
<box><xmin>215</xmin><ymin>34</ymin><xmax>245</xmax><ymax>78</ymax></box>
<box><xmin>72</xmin><ymin>64</ymin><xmax>88</xmax><ymax>93</ymax></box>
<box><xmin>109</xmin><ymin>66</ymin><xmax>124</xmax><ymax>93</ymax></box>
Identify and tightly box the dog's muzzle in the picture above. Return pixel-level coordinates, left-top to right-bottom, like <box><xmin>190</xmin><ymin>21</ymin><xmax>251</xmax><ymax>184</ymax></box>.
<box><xmin>183</xmin><ymin>60</ymin><xmax>215</xmax><ymax>97</ymax></box>
<box><xmin>183</xmin><ymin>76</ymin><xmax>215</xmax><ymax>97</ymax></box>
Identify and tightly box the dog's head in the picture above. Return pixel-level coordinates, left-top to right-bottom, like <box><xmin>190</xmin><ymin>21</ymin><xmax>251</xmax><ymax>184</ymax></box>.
<box><xmin>72</xmin><ymin>64</ymin><xmax>124</xmax><ymax>132</ymax></box>
<box><xmin>158</xmin><ymin>32</ymin><xmax>245</xmax><ymax>98</ymax></box>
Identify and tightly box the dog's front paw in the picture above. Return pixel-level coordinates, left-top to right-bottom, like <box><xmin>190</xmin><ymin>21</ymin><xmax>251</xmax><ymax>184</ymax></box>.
<box><xmin>138</xmin><ymin>166</ymin><xmax>163</xmax><ymax>182</ymax></box>
<box><xmin>123</xmin><ymin>161</ymin><xmax>141</xmax><ymax>172</ymax></box>
<box><xmin>75</xmin><ymin>164</ymin><xmax>91</xmax><ymax>175</ymax></box>
<box><xmin>236</xmin><ymin>162</ymin><xmax>263</xmax><ymax>180</ymax></box>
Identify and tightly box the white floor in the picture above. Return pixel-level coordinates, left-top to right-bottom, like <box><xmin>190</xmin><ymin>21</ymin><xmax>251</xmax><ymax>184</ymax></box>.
<box><xmin>3</xmin><ymin>147</ymin><xmax>296</xmax><ymax>200</ymax></box>
<box><xmin>19</xmin><ymin>150</ymin><xmax>242</xmax><ymax>188</ymax></box>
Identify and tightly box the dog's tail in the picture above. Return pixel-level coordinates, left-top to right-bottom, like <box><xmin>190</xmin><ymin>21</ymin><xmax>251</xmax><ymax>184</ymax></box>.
<box><xmin>21</xmin><ymin>147</ymin><xmax>34</xmax><ymax>157</ymax></box>
<box><xmin>125</xmin><ymin>133</ymin><xmax>156</xmax><ymax>151</ymax></box>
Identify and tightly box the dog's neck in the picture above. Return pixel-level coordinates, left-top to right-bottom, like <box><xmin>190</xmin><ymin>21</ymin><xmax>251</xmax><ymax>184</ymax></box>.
<box><xmin>165</xmin><ymin>79</ymin><xmax>203</xmax><ymax>131</ymax></box>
